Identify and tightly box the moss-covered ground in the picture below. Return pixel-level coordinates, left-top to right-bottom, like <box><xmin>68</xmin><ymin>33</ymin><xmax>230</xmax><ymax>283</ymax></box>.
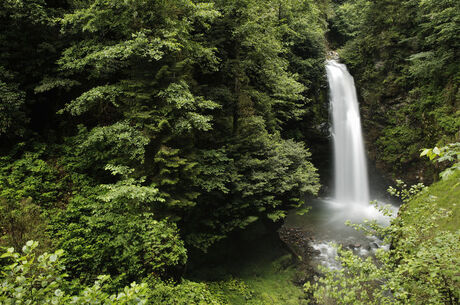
<box><xmin>208</xmin><ymin>257</ymin><xmax>307</xmax><ymax>305</ymax></box>
<box><xmin>186</xmin><ymin>222</ymin><xmax>308</xmax><ymax>304</ymax></box>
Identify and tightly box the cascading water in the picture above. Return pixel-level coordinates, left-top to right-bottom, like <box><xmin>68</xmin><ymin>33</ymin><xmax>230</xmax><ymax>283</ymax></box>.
<box><xmin>326</xmin><ymin>60</ymin><xmax>370</xmax><ymax>206</ymax></box>
<box><xmin>284</xmin><ymin>59</ymin><xmax>396</xmax><ymax>271</ymax></box>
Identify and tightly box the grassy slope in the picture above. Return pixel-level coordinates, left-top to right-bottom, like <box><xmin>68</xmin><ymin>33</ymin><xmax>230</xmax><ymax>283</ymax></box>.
<box><xmin>400</xmin><ymin>170</ymin><xmax>460</xmax><ymax>231</ymax></box>
<box><xmin>209</xmin><ymin>256</ymin><xmax>307</xmax><ymax>305</ymax></box>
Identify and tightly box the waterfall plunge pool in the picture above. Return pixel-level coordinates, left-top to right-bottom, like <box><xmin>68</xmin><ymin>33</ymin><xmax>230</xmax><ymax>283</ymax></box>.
<box><xmin>284</xmin><ymin>198</ymin><xmax>397</xmax><ymax>271</ymax></box>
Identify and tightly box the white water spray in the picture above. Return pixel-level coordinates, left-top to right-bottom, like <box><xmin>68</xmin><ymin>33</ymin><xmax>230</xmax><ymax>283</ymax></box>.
<box><xmin>326</xmin><ymin>60</ymin><xmax>370</xmax><ymax>206</ymax></box>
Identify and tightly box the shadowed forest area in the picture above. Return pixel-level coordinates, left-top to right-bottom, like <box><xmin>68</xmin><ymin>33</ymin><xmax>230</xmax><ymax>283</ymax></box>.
<box><xmin>0</xmin><ymin>0</ymin><xmax>458</xmax><ymax>304</ymax></box>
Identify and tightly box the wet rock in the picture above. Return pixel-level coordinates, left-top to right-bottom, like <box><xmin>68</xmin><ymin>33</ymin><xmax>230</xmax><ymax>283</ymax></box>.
<box><xmin>278</xmin><ymin>227</ymin><xmax>315</xmax><ymax>262</ymax></box>
<box><xmin>368</xmin><ymin>242</ymin><xmax>379</xmax><ymax>250</ymax></box>
<box><xmin>278</xmin><ymin>226</ymin><xmax>320</xmax><ymax>285</ymax></box>
<box><xmin>327</xmin><ymin>50</ymin><xmax>339</xmax><ymax>60</ymax></box>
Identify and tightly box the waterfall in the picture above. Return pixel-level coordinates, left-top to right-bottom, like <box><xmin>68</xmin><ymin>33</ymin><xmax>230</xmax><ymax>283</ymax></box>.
<box><xmin>326</xmin><ymin>60</ymin><xmax>370</xmax><ymax>206</ymax></box>
<box><xmin>284</xmin><ymin>61</ymin><xmax>393</xmax><ymax>271</ymax></box>
<box><xmin>283</xmin><ymin>60</ymin><xmax>395</xmax><ymax>272</ymax></box>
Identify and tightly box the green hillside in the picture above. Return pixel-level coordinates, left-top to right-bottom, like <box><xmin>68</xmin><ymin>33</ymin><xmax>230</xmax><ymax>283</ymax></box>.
<box><xmin>400</xmin><ymin>171</ymin><xmax>460</xmax><ymax>232</ymax></box>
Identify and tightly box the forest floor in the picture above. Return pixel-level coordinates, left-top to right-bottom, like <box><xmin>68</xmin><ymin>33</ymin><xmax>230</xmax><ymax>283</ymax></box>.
<box><xmin>186</xmin><ymin>222</ymin><xmax>308</xmax><ymax>304</ymax></box>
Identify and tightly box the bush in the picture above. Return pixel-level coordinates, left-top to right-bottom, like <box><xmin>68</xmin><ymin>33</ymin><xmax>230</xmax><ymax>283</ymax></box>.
<box><xmin>147</xmin><ymin>278</ymin><xmax>224</xmax><ymax>305</ymax></box>
<box><xmin>0</xmin><ymin>241</ymin><xmax>149</xmax><ymax>304</ymax></box>
<box><xmin>305</xmin><ymin>175</ymin><xmax>460</xmax><ymax>304</ymax></box>
<box><xmin>53</xmin><ymin>191</ymin><xmax>187</xmax><ymax>288</ymax></box>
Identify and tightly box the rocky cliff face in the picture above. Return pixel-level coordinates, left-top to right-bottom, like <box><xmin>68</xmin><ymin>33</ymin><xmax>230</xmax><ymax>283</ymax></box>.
<box><xmin>356</xmin><ymin>75</ymin><xmax>438</xmax><ymax>185</ymax></box>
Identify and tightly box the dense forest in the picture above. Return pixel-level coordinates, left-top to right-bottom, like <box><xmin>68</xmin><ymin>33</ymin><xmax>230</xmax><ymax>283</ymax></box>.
<box><xmin>329</xmin><ymin>0</ymin><xmax>459</xmax><ymax>182</ymax></box>
<box><xmin>0</xmin><ymin>0</ymin><xmax>458</xmax><ymax>304</ymax></box>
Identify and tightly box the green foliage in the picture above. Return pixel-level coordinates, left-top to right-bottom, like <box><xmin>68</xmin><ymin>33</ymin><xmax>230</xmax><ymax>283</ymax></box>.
<box><xmin>80</xmin><ymin>122</ymin><xmax>149</xmax><ymax>165</ymax></box>
<box><xmin>61</xmin><ymin>85</ymin><xmax>123</xmax><ymax>116</ymax></box>
<box><xmin>147</xmin><ymin>279</ymin><xmax>224</xmax><ymax>305</ymax></box>
<box><xmin>0</xmin><ymin>0</ymin><xmax>327</xmax><ymax>296</ymax></box>
<box><xmin>0</xmin><ymin>240</ymin><xmax>150</xmax><ymax>304</ymax></box>
<box><xmin>0</xmin><ymin>147</ymin><xmax>65</xmax><ymax>207</ymax></box>
<box><xmin>0</xmin><ymin>197</ymin><xmax>47</xmax><ymax>252</ymax></box>
<box><xmin>327</xmin><ymin>0</ymin><xmax>368</xmax><ymax>48</ymax></box>
<box><xmin>305</xmin><ymin>173</ymin><xmax>460</xmax><ymax>304</ymax></box>
<box><xmin>52</xmin><ymin>0</ymin><xmax>323</xmax><ymax>252</ymax></box>
<box><xmin>337</xmin><ymin>0</ymin><xmax>460</xmax><ymax>180</ymax></box>
<box><xmin>158</xmin><ymin>81</ymin><xmax>220</xmax><ymax>134</ymax></box>
<box><xmin>0</xmin><ymin>67</ymin><xmax>26</xmax><ymax>137</ymax></box>
<box><xmin>399</xmin><ymin>170</ymin><xmax>460</xmax><ymax>233</ymax></box>
<box><xmin>234</xmin><ymin>117</ymin><xmax>320</xmax><ymax>199</ymax></box>
<box><xmin>421</xmin><ymin>143</ymin><xmax>460</xmax><ymax>179</ymax></box>
<box><xmin>387</xmin><ymin>180</ymin><xmax>425</xmax><ymax>204</ymax></box>
<box><xmin>0</xmin><ymin>241</ymin><xmax>69</xmax><ymax>304</ymax></box>
<box><xmin>0</xmin><ymin>0</ymin><xmax>63</xmax><ymax>139</ymax></box>
<box><xmin>0</xmin><ymin>241</ymin><xmax>228</xmax><ymax>304</ymax></box>
<box><xmin>53</xmin><ymin>190</ymin><xmax>186</xmax><ymax>287</ymax></box>
<box><xmin>205</xmin><ymin>254</ymin><xmax>308</xmax><ymax>305</ymax></box>
<box><xmin>0</xmin><ymin>146</ymin><xmax>68</xmax><ymax>250</ymax></box>
<box><xmin>184</xmin><ymin>116</ymin><xmax>320</xmax><ymax>251</ymax></box>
